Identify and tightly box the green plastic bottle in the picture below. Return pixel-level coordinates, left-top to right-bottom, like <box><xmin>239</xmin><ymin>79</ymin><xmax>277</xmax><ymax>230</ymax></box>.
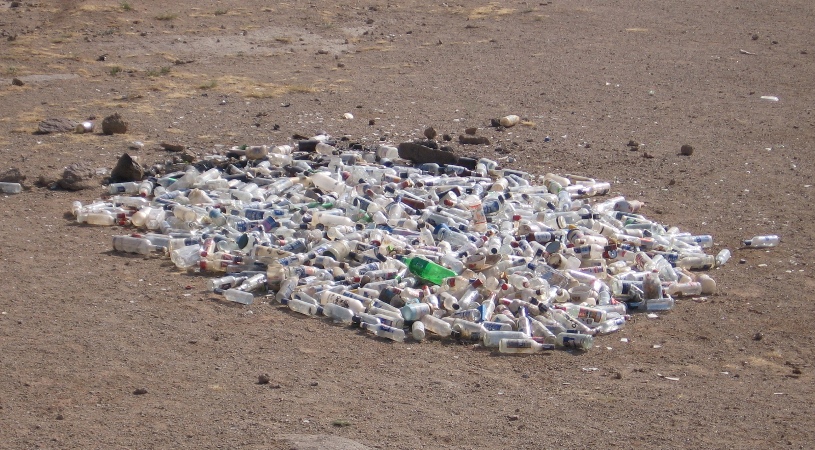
<box><xmin>400</xmin><ymin>256</ymin><xmax>456</xmax><ymax>285</ymax></box>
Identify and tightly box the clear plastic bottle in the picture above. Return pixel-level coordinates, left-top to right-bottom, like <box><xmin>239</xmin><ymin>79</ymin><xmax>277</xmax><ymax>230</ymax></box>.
<box><xmin>498</xmin><ymin>338</ymin><xmax>555</xmax><ymax>354</ymax></box>
<box><xmin>715</xmin><ymin>249</ymin><xmax>731</xmax><ymax>267</ymax></box>
<box><xmin>556</xmin><ymin>332</ymin><xmax>594</xmax><ymax>351</ymax></box>
<box><xmin>322</xmin><ymin>303</ymin><xmax>355</xmax><ymax>324</ymax></box>
<box><xmin>112</xmin><ymin>236</ymin><xmax>163</xmax><ymax>255</ymax></box>
<box><xmin>411</xmin><ymin>321</ymin><xmax>426</xmax><ymax>341</ymax></box>
<box><xmin>0</xmin><ymin>182</ymin><xmax>22</xmax><ymax>194</ymax></box>
<box><xmin>419</xmin><ymin>314</ymin><xmax>453</xmax><ymax>337</ymax></box>
<box><xmin>281</xmin><ymin>297</ymin><xmax>321</xmax><ymax>316</ymax></box>
<box><xmin>482</xmin><ymin>330</ymin><xmax>530</xmax><ymax>348</ymax></box>
<box><xmin>742</xmin><ymin>235</ymin><xmax>780</xmax><ymax>248</ymax></box>
<box><xmin>361</xmin><ymin>322</ymin><xmax>406</xmax><ymax>342</ymax></box>
<box><xmin>108</xmin><ymin>181</ymin><xmax>140</xmax><ymax>195</ymax></box>
<box><xmin>170</xmin><ymin>244</ymin><xmax>201</xmax><ymax>269</ymax></box>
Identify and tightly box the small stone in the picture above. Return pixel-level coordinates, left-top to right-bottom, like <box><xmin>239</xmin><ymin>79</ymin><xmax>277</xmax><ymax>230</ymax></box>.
<box><xmin>38</xmin><ymin>118</ymin><xmax>79</xmax><ymax>134</ymax></box>
<box><xmin>310</xmin><ymin>381</ymin><xmax>319</xmax><ymax>387</ymax></box>
<box><xmin>442</xmin><ymin>134</ymin><xmax>452</xmax><ymax>141</ymax></box>
<box><xmin>423</xmin><ymin>127</ymin><xmax>437</xmax><ymax>140</ymax></box>
<box><xmin>0</xmin><ymin>167</ymin><xmax>25</xmax><ymax>183</ymax></box>
<box><xmin>751</xmin><ymin>34</ymin><xmax>759</xmax><ymax>40</ymax></box>
<box><xmin>110</xmin><ymin>153</ymin><xmax>144</xmax><ymax>182</ymax></box>
<box><xmin>160</xmin><ymin>142</ymin><xmax>185</xmax><ymax>152</ymax></box>
<box><xmin>56</xmin><ymin>414</ymin><xmax>64</xmax><ymax>420</ymax></box>
<box><xmin>133</xmin><ymin>388</ymin><xmax>148</xmax><ymax>395</ymax></box>
<box><xmin>612</xmin><ymin>372</ymin><xmax>623</xmax><ymax>380</ymax></box>
<box><xmin>11</xmin><ymin>78</ymin><xmax>24</xmax><ymax>86</ymax></box>
<box><xmin>680</xmin><ymin>144</ymin><xmax>694</xmax><ymax>156</ymax></box>
<box><xmin>257</xmin><ymin>373</ymin><xmax>271</xmax><ymax>385</ymax></box>
<box><xmin>490</xmin><ymin>118</ymin><xmax>501</xmax><ymax>128</ymax></box>
<box><xmin>177</xmin><ymin>149</ymin><xmax>197</xmax><ymax>163</ymax></box>
<box><xmin>752</xmin><ymin>332</ymin><xmax>764</xmax><ymax>341</ymax></box>
<box><xmin>368</xmin><ymin>119</ymin><xmax>375</xmax><ymax>126</ymax></box>
<box><xmin>627</xmin><ymin>140</ymin><xmax>640</xmax><ymax>148</ymax></box>
<box><xmin>507</xmin><ymin>415</ymin><xmax>519</xmax><ymax>421</ymax></box>
<box><xmin>458</xmin><ymin>135</ymin><xmax>490</xmax><ymax>145</ymax></box>
<box><xmin>10</xmin><ymin>1</ymin><xmax>21</xmax><ymax>7</ymax></box>
<box><xmin>464</xmin><ymin>127</ymin><xmax>477</xmax><ymax>135</ymax></box>
<box><xmin>101</xmin><ymin>113</ymin><xmax>128</xmax><ymax>135</ymax></box>
<box><xmin>739</xmin><ymin>259</ymin><xmax>747</xmax><ymax>264</ymax></box>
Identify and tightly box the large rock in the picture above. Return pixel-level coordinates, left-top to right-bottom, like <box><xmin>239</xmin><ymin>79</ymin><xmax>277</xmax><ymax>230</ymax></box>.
<box><xmin>397</xmin><ymin>141</ymin><xmax>459</xmax><ymax>166</ymax></box>
<box><xmin>110</xmin><ymin>153</ymin><xmax>144</xmax><ymax>182</ymax></box>
<box><xmin>0</xmin><ymin>167</ymin><xmax>25</xmax><ymax>183</ymax></box>
<box><xmin>57</xmin><ymin>162</ymin><xmax>99</xmax><ymax>191</ymax></box>
<box><xmin>101</xmin><ymin>113</ymin><xmax>128</xmax><ymax>135</ymax></box>
<box><xmin>38</xmin><ymin>118</ymin><xmax>79</xmax><ymax>134</ymax></box>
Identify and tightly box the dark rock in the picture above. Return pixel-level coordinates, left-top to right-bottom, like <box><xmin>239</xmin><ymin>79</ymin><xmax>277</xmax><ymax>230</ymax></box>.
<box><xmin>298</xmin><ymin>140</ymin><xmax>320</xmax><ymax>152</ymax></box>
<box><xmin>490</xmin><ymin>118</ymin><xmax>501</xmax><ymax>127</ymax></box>
<box><xmin>412</xmin><ymin>139</ymin><xmax>438</xmax><ymax>149</ymax></box>
<box><xmin>0</xmin><ymin>167</ymin><xmax>25</xmax><ymax>183</ymax></box>
<box><xmin>368</xmin><ymin>119</ymin><xmax>375</xmax><ymax>125</ymax></box>
<box><xmin>258</xmin><ymin>373</ymin><xmax>271</xmax><ymax>385</ymax></box>
<box><xmin>38</xmin><ymin>118</ymin><xmax>79</xmax><ymax>134</ymax></box>
<box><xmin>423</xmin><ymin>127</ymin><xmax>437</xmax><ymax>140</ymax></box>
<box><xmin>457</xmin><ymin>157</ymin><xmax>478</xmax><ymax>170</ymax></box>
<box><xmin>627</xmin><ymin>140</ymin><xmax>640</xmax><ymax>148</ymax></box>
<box><xmin>57</xmin><ymin>162</ymin><xmax>98</xmax><ymax>191</ymax></box>
<box><xmin>680</xmin><ymin>144</ymin><xmax>694</xmax><ymax>156</ymax></box>
<box><xmin>442</xmin><ymin>134</ymin><xmax>452</xmax><ymax>141</ymax></box>
<box><xmin>110</xmin><ymin>153</ymin><xmax>144</xmax><ymax>182</ymax></box>
<box><xmin>464</xmin><ymin>127</ymin><xmax>477</xmax><ymax>135</ymax></box>
<box><xmin>11</xmin><ymin>78</ymin><xmax>24</xmax><ymax>86</ymax></box>
<box><xmin>133</xmin><ymin>388</ymin><xmax>148</xmax><ymax>395</ymax></box>
<box><xmin>101</xmin><ymin>113</ymin><xmax>128</xmax><ymax>135</ymax></box>
<box><xmin>397</xmin><ymin>142</ymin><xmax>458</xmax><ymax>165</ymax></box>
<box><xmin>10</xmin><ymin>1</ymin><xmax>21</xmax><ymax>7</ymax></box>
<box><xmin>160</xmin><ymin>142</ymin><xmax>185</xmax><ymax>152</ymax></box>
<box><xmin>458</xmin><ymin>135</ymin><xmax>490</xmax><ymax>145</ymax></box>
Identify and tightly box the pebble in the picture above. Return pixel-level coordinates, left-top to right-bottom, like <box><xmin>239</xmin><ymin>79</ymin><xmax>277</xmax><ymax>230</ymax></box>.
<box><xmin>680</xmin><ymin>144</ymin><xmax>694</xmax><ymax>156</ymax></box>
<box><xmin>458</xmin><ymin>135</ymin><xmax>490</xmax><ymax>145</ymax></box>
<box><xmin>11</xmin><ymin>78</ymin><xmax>24</xmax><ymax>86</ymax></box>
<box><xmin>423</xmin><ymin>127</ymin><xmax>437</xmax><ymax>140</ymax></box>
<box><xmin>258</xmin><ymin>373</ymin><xmax>271</xmax><ymax>384</ymax></box>
<box><xmin>133</xmin><ymin>388</ymin><xmax>148</xmax><ymax>395</ymax></box>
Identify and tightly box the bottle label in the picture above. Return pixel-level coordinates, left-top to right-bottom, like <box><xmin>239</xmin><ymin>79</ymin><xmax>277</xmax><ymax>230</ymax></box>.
<box><xmin>505</xmin><ymin>339</ymin><xmax>533</xmax><ymax>349</ymax></box>
<box><xmin>577</xmin><ymin>308</ymin><xmax>603</xmax><ymax>325</ymax></box>
<box><xmin>561</xmin><ymin>335</ymin><xmax>583</xmax><ymax>348</ymax></box>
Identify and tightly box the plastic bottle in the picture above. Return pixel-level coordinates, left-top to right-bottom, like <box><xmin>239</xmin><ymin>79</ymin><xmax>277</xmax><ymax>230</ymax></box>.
<box><xmin>715</xmin><ymin>249</ymin><xmax>731</xmax><ymax>267</ymax></box>
<box><xmin>112</xmin><ymin>236</ymin><xmax>163</xmax><ymax>255</ymax></box>
<box><xmin>0</xmin><ymin>182</ymin><xmax>22</xmax><ymax>194</ymax></box>
<box><xmin>420</xmin><ymin>314</ymin><xmax>453</xmax><ymax>337</ymax></box>
<box><xmin>742</xmin><ymin>235</ymin><xmax>780</xmax><ymax>248</ymax></box>
<box><xmin>556</xmin><ymin>332</ymin><xmax>594</xmax><ymax>351</ymax></box>
<box><xmin>460</xmin><ymin>194</ymin><xmax>487</xmax><ymax>232</ymax></box>
<box><xmin>498</xmin><ymin>338</ymin><xmax>555</xmax><ymax>354</ymax></box>
<box><xmin>399</xmin><ymin>255</ymin><xmax>456</xmax><ymax>285</ymax></box>
<box><xmin>482</xmin><ymin>330</ymin><xmax>530</xmax><ymax>348</ymax></box>
<box><xmin>360</xmin><ymin>322</ymin><xmax>405</xmax><ymax>342</ymax></box>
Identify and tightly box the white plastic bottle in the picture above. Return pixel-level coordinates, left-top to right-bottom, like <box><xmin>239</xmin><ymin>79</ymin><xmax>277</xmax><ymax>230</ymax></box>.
<box><xmin>743</xmin><ymin>235</ymin><xmax>779</xmax><ymax>248</ymax></box>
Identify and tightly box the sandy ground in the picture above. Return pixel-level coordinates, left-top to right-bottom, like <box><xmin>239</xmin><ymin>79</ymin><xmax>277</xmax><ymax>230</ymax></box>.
<box><xmin>1</xmin><ymin>1</ymin><xmax>814</xmax><ymax>448</ymax></box>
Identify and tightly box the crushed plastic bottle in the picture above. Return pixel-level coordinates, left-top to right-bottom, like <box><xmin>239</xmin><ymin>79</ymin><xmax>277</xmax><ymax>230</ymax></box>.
<box><xmin>71</xmin><ymin>131</ymin><xmax>731</xmax><ymax>354</ymax></box>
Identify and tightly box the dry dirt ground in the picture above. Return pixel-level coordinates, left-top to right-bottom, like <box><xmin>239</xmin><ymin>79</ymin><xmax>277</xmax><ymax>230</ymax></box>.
<box><xmin>1</xmin><ymin>1</ymin><xmax>814</xmax><ymax>449</ymax></box>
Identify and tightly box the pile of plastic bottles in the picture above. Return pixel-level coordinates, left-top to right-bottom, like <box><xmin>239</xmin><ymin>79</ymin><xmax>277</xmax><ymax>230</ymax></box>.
<box><xmin>71</xmin><ymin>137</ymin><xmax>731</xmax><ymax>354</ymax></box>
